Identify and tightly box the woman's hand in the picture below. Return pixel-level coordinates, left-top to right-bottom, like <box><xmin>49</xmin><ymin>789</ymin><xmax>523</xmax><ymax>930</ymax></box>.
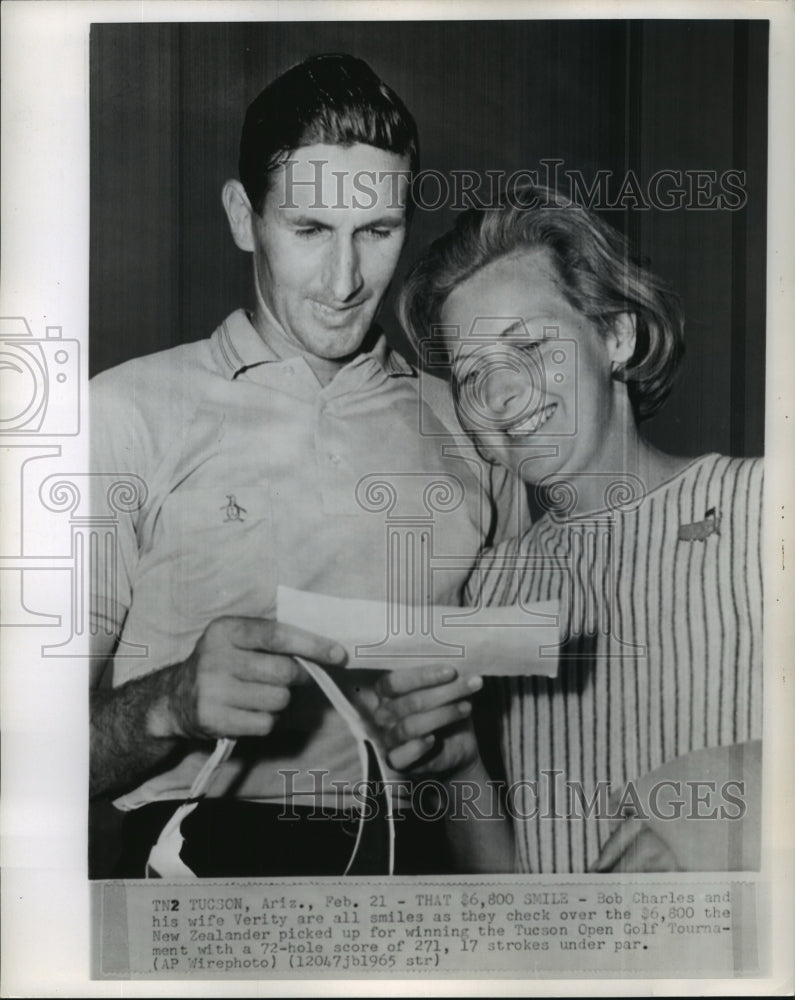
<box><xmin>374</xmin><ymin>664</ymin><xmax>517</xmax><ymax>873</ymax></box>
<box><xmin>591</xmin><ymin>741</ymin><xmax>761</xmax><ymax>872</ymax></box>
<box><xmin>590</xmin><ymin>818</ymin><xmax>680</xmax><ymax>873</ymax></box>
<box><xmin>373</xmin><ymin>664</ymin><xmax>484</xmax><ymax>776</ymax></box>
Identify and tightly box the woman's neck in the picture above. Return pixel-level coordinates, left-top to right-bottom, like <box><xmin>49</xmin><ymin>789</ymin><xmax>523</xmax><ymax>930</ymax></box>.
<box><xmin>555</xmin><ymin>391</ymin><xmax>690</xmax><ymax>517</ymax></box>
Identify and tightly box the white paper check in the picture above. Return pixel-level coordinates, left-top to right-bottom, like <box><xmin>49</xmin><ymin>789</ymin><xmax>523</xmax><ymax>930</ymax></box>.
<box><xmin>277</xmin><ymin>585</ymin><xmax>561</xmax><ymax>677</ymax></box>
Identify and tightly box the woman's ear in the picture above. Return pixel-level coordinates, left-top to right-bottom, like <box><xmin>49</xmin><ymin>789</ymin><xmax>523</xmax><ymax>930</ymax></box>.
<box><xmin>222</xmin><ymin>179</ymin><xmax>256</xmax><ymax>252</ymax></box>
<box><xmin>607</xmin><ymin>312</ymin><xmax>637</xmax><ymax>372</ymax></box>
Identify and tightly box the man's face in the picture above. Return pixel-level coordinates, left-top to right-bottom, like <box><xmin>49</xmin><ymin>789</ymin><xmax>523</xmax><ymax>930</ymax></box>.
<box><xmin>250</xmin><ymin>143</ymin><xmax>410</xmax><ymax>361</ymax></box>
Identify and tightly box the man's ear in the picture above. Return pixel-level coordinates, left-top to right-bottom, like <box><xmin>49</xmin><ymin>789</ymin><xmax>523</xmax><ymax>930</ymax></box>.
<box><xmin>606</xmin><ymin>312</ymin><xmax>637</xmax><ymax>370</ymax></box>
<box><xmin>222</xmin><ymin>179</ymin><xmax>257</xmax><ymax>252</ymax></box>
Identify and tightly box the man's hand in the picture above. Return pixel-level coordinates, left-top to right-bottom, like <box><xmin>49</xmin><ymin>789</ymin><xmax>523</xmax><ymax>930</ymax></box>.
<box><xmin>150</xmin><ymin>617</ymin><xmax>348</xmax><ymax>741</ymax></box>
<box><xmin>373</xmin><ymin>664</ymin><xmax>484</xmax><ymax>776</ymax></box>
<box><xmin>90</xmin><ymin>617</ymin><xmax>347</xmax><ymax>798</ymax></box>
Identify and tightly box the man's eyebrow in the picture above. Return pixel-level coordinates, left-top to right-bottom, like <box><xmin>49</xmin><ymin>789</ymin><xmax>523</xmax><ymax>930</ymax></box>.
<box><xmin>289</xmin><ymin>215</ymin><xmax>331</xmax><ymax>227</ymax></box>
<box><xmin>286</xmin><ymin>215</ymin><xmax>405</xmax><ymax>230</ymax></box>
<box><xmin>354</xmin><ymin>216</ymin><xmax>405</xmax><ymax>231</ymax></box>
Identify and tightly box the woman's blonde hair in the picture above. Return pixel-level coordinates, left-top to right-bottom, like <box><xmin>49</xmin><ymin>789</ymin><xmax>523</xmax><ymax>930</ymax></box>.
<box><xmin>399</xmin><ymin>184</ymin><xmax>684</xmax><ymax>420</ymax></box>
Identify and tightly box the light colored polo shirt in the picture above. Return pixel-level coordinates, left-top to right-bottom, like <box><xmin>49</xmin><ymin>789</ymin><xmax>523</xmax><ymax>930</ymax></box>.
<box><xmin>91</xmin><ymin>310</ymin><xmax>523</xmax><ymax>810</ymax></box>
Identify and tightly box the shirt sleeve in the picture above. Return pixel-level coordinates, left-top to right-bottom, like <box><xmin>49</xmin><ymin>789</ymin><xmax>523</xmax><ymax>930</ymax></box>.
<box><xmin>88</xmin><ymin>369</ymin><xmax>148</xmax><ymax>648</ymax></box>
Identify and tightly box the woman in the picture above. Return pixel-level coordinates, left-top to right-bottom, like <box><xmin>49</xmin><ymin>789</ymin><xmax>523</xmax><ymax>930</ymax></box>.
<box><xmin>374</xmin><ymin>186</ymin><xmax>763</xmax><ymax>873</ymax></box>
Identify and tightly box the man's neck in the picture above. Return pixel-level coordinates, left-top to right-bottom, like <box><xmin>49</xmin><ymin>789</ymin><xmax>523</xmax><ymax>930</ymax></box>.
<box><xmin>302</xmin><ymin>354</ymin><xmax>347</xmax><ymax>388</ymax></box>
<box><xmin>248</xmin><ymin>308</ymin><xmax>355</xmax><ymax>387</ymax></box>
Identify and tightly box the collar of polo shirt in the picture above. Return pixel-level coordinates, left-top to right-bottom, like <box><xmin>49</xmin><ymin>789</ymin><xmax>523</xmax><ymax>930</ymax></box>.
<box><xmin>214</xmin><ymin>309</ymin><xmax>415</xmax><ymax>381</ymax></box>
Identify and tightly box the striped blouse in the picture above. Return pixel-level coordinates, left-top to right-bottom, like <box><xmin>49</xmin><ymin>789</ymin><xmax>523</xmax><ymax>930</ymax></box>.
<box><xmin>466</xmin><ymin>454</ymin><xmax>764</xmax><ymax>873</ymax></box>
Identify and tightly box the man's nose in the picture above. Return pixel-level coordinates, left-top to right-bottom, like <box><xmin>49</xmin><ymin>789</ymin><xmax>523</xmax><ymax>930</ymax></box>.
<box><xmin>328</xmin><ymin>237</ymin><xmax>364</xmax><ymax>302</ymax></box>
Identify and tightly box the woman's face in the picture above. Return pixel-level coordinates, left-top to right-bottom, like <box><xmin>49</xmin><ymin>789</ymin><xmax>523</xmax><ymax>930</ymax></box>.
<box><xmin>440</xmin><ymin>247</ymin><xmax>633</xmax><ymax>486</ymax></box>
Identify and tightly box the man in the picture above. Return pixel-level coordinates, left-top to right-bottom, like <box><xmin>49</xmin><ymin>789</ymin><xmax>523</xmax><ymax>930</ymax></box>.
<box><xmin>89</xmin><ymin>53</ymin><xmax>520</xmax><ymax>878</ymax></box>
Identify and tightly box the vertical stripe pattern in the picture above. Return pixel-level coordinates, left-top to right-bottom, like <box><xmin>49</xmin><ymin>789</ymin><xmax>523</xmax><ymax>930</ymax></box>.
<box><xmin>468</xmin><ymin>454</ymin><xmax>764</xmax><ymax>872</ymax></box>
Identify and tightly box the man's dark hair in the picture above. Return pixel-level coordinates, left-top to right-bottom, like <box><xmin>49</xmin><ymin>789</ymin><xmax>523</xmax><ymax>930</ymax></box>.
<box><xmin>239</xmin><ymin>53</ymin><xmax>419</xmax><ymax>214</ymax></box>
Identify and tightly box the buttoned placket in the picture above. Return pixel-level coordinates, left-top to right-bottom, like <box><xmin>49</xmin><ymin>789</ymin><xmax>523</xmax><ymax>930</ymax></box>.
<box><xmin>315</xmin><ymin>374</ymin><xmax>351</xmax><ymax>509</ymax></box>
<box><xmin>312</xmin><ymin>353</ymin><xmax>411</xmax><ymax>509</ymax></box>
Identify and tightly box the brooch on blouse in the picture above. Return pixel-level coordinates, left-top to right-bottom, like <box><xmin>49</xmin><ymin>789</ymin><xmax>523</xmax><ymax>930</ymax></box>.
<box><xmin>678</xmin><ymin>506</ymin><xmax>720</xmax><ymax>541</ymax></box>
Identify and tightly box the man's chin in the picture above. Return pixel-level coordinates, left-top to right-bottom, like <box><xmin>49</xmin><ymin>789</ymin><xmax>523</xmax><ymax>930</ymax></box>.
<box><xmin>317</xmin><ymin>337</ymin><xmax>368</xmax><ymax>362</ymax></box>
<box><xmin>310</xmin><ymin>324</ymin><xmax>377</xmax><ymax>361</ymax></box>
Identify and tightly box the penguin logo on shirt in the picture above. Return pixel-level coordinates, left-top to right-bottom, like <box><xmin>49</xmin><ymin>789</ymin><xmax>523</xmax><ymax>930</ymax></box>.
<box><xmin>222</xmin><ymin>494</ymin><xmax>247</xmax><ymax>522</ymax></box>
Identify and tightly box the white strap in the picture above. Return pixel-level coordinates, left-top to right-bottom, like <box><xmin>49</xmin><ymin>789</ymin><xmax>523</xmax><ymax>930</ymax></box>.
<box><xmin>294</xmin><ymin>656</ymin><xmax>395</xmax><ymax>876</ymax></box>
<box><xmin>145</xmin><ymin>737</ymin><xmax>235</xmax><ymax>878</ymax></box>
<box><xmin>144</xmin><ymin>667</ymin><xmax>395</xmax><ymax>878</ymax></box>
